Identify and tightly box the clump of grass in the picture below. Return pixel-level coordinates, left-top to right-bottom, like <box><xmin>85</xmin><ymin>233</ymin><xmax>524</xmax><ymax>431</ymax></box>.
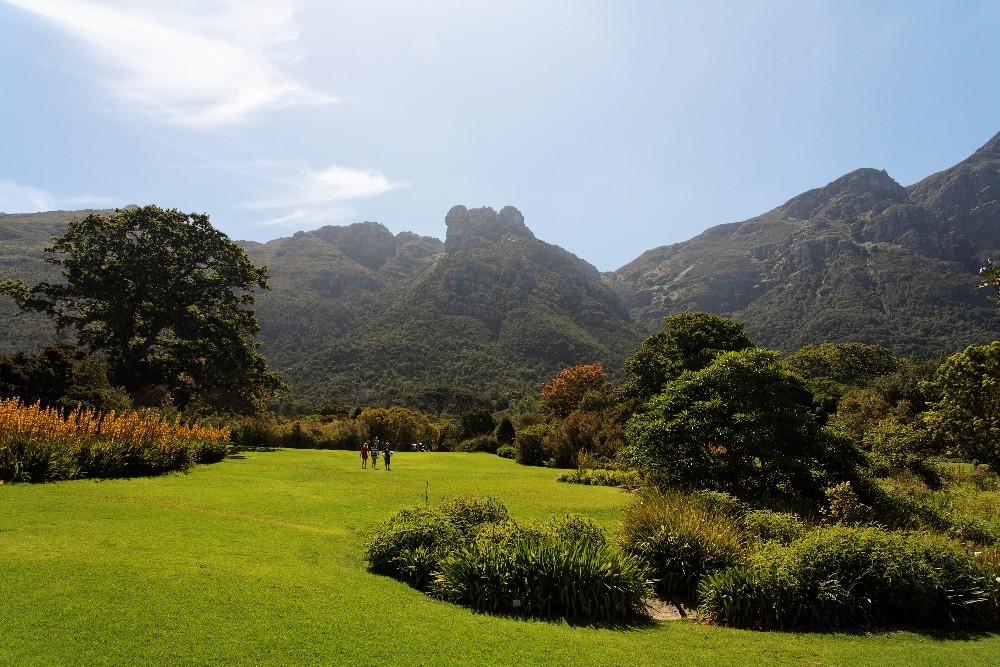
<box><xmin>618</xmin><ymin>488</ymin><xmax>744</xmax><ymax>600</ymax></box>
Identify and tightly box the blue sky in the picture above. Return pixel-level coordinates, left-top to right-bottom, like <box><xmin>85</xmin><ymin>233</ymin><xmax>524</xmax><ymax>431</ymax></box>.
<box><xmin>2</xmin><ymin>1</ymin><xmax>999</xmax><ymax>271</ymax></box>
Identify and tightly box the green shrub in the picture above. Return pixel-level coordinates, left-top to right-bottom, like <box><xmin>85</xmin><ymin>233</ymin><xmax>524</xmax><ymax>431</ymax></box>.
<box><xmin>691</xmin><ymin>490</ymin><xmax>750</xmax><ymax>519</ymax></box>
<box><xmin>823</xmin><ymin>481</ymin><xmax>876</xmax><ymax>525</ymax></box>
<box><xmin>363</xmin><ymin>507</ymin><xmax>462</xmax><ymax>590</ymax></box>
<box><xmin>742</xmin><ymin>510</ymin><xmax>807</xmax><ymax>545</ymax></box>
<box><xmin>433</xmin><ymin>534</ymin><xmax>651</xmax><ymax>621</ymax></box>
<box><xmin>618</xmin><ymin>488</ymin><xmax>744</xmax><ymax>599</ymax></box>
<box><xmin>438</xmin><ymin>496</ymin><xmax>510</xmax><ymax>538</ymax></box>
<box><xmin>515</xmin><ymin>424</ymin><xmax>549</xmax><ymax>466</ymax></box>
<box><xmin>699</xmin><ymin>525</ymin><xmax>1000</xmax><ymax>631</ymax></box>
<box><xmin>495</xmin><ymin>444</ymin><xmax>516</xmax><ymax>459</ymax></box>
<box><xmin>554</xmin><ymin>467</ymin><xmax>643</xmax><ymax>490</ymax></box>
<box><xmin>191</xmin><ymin>438</ymin><xmax>230</xmax><ymax>464</ymax></box>
<box><xmin>457</xmin><ymin>434</ymin><xmax>499</xmax><ymax>454</ymax></box>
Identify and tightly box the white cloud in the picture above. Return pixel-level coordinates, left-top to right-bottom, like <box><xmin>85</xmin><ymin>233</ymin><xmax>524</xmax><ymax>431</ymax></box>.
<box><xmin>239</xmin><ymin>161</ymin><xmax>407</xmax><ymax>228</ymax></box>
<box><xmin>0</xmin><ymin>181</ymin><xmax>115</xmax><ymax>212</ymax></box>
<box><xmin>0</xmin><ymin>181</ymin><xmax>56</xmax><ymax>212</ymax></box>
<box><xmin>5</xmin><ymin>0</ymin><xmax>334</xmax><ymax>127</ymax></box>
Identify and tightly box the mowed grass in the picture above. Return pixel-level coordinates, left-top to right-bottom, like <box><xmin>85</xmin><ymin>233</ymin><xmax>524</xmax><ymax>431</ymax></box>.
<box><xmin>1</xmin><ymin>450</ymin><xmax>997</xmax><ymax>666</ymax></box>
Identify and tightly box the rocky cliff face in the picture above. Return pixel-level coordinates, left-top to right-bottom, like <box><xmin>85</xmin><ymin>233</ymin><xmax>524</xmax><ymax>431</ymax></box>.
<box><xmin>444</xmin><ymin>205</ymin><xmax>535</xmax><ymax>253</ymax></box>
<box><xmin>611</xmin><ymin>131</ymin><xmax>1000</xmax><ymax>356</ymax></box>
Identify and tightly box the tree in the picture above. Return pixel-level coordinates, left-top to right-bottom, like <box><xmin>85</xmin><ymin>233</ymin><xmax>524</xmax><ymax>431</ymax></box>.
<box><xmin>624</xmin><ymin>348</ymin><xmax>860</xmax><ymax>505</ymax></box>
<box><xmin>923</xmin><ymin>341</ymin><xmax>1000</xmax><ymax>468</ymax></box>
<box><xmin>623</xmin><ymin>312</ymin><xmax>754</xmax><ymax>401</ymax></box>
<box><xmin>0</xmin><ymin>206</ymin><xmax>285</xmax><ymax>412</ymax></box>
<box><xmin>541</xmin><ymin>363</ymin><xmax>610</xmax><ymax>418</ymax></box>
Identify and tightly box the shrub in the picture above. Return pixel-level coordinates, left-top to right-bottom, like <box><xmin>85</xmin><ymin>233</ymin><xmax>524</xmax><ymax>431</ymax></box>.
<box><xmin>618</xmin><ymin>488</ymin><xmax>744</xmax><ymax>599</ymax></box>
<box><xmin>555</xmin><ymin>467</ymin><xmax>643</xmax><ymax>490</ymax></box>
<box><xmin>0</xmin><ymin>398</ymin><xmax>228</xmax><ymax>482</ymax></box>
<box><xmin>495</xmin><ymin>444</ymin><xmax>516</xmax><ymax>459</ymax></box>
<box><xmin>515</xmin><ymin>424</ymin><xmax>550</xmax><ymax>466</ymax></box>
<box><xmin>365</xmin><ymin>497</ymin><xmax>646</xmax><ymax>623</ymax></box>
<box><xmin>823</xmin><ymin>481</ymin><xmax>875</xmax><ymax>525</ymax></box>
<box><xmin>457</xmin><ymin>434</ymin><xmax>499</xmax><ymax>454</ymax></box>
<box><xmin>434</xmin><ymin>534</ymin><xmax>651</xmax><ymax>621</ymax></box>
<box><xmin>363</xmin><ymin>507</ymin><xmax>462</xmax><ymax>590</ymax></box>
<box><xmin>742</xmin><ymin>510</ymin><xmax>807</xmax><ymax>545</ymax></box>
<box><xmin>699</xmin><ymin>525</ymin><xmax>1000</xmax><ymax>631</ymax></box>
<box><xmin>438</xmin><ymin>496</ymin><xmax>510</xmax><ymax>538</ymax></box>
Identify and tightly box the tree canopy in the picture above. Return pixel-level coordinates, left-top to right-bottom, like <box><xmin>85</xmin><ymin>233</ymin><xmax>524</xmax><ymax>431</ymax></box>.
<box><xmin>624</xmin><ymin>348</ymin><xmax>859</xmax><ymax>504</ymax></box>
<box><xmin>0</xmin><ymin>206</ymin><xmax>285</xmax><ymax>412</ymax></box>
<box><xmin>623</xmin><ymin>311</ymin><xmax>755</xmax><ymax>401</ymax></box>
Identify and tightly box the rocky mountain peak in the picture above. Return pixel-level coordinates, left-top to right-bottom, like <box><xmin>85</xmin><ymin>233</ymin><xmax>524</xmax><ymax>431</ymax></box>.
<box><xmin>971</xmin><ymin>131</ymin><xmax>1000</xmax><ymax>160</ymax></box>
<box><xmin>445</xmin><ymin>205</ymin><xmax>535</xmax><ymax>253</ymax></box>
<box><xmin>310</xmin><ymin>221</ymin><xmax>397</xmax><ymax>270</ymax></box>
<box><xmin>782</xmin><ymin>168</ymin><xmax>907</xmax><ymax>220</ymax></box>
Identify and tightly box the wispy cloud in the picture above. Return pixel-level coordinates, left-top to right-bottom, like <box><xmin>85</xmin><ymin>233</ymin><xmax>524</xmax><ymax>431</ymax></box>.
<box><xmin>0</xmin><ymin>181</ymin><xmax>115</xmax><ymax>212</ymax></box>
<box><xmin>5</xmin><ymin>0</ymin><xmax>334</xmax><ymax>127</ymax></box>
<box><xmin>239</xmin><ymin>161</ymin><xmax>408</xmax><ymax>228</ymax></box>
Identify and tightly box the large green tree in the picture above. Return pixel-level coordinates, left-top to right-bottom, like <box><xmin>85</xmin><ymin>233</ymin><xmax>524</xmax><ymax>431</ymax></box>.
<box><xmin>623</xmin><ymin>311</ymin><xmax>754</xmax><ymax>401</ymax></box>
<box><xmin>624</xmin><ymin>348</ymin><xmax>860</xmax><ymax>504</ymax></box>
<box><xmin>923</xmin><ymin>341</ymin><xmax>1000</xmax><ymax>468</ymax></box>
<box><xmin>1</xmin><ymin>206</ymin><xmax>285</xmax><ymax>412</ymax></box>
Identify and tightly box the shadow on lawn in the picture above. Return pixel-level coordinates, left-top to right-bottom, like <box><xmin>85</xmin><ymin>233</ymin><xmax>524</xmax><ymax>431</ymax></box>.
<box><xmin>227</xmin><ymin>444</ymin><xmax>280</xmax><ymax>459</ymax></box>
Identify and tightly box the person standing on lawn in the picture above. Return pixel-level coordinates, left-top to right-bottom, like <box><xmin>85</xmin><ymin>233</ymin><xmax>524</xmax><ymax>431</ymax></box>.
<box><xmin>383</xmin><ymin>447</ymin><xmax>393</xmax><ymax>471</ymax></box>
<box><xmin>361</xmin><ymin>442</ymin><xmax>370</xmax><ymax>469</ymax></box>
<box><xmin>370</xmin><ymin>446</ymin><xmax>379</xmax><ymax>470</ymax></box>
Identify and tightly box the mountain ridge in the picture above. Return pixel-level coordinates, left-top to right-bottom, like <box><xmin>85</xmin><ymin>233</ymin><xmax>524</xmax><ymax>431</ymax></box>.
<box><xmin>3</xmin><ymin>131</ymin><xmax>1000</xmax><ymax>406</ymax></box>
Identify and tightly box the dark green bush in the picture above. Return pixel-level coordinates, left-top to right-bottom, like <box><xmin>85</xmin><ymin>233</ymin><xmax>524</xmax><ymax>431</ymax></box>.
<box><xmin>618</xmin><ymin>488</ymin><xmax>744</xmax><ymax>599</ymax></box>
<box><xmin>515</xmin><ymin>424</ymin><xmax>549</xmax><ymax>466</ymax></box>
<box><xmin>699</xmin><ymin>525</ymin><xmax>1000</xmax><ymax>631</ymax></box>
<box><xmin>457</xmin><ymin>434</ymin><xmax>499</xmax><ymax>453</ymax></box>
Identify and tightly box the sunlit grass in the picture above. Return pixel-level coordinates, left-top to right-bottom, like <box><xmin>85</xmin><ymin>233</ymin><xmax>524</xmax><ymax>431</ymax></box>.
<box><xmin>1</xmin><ymin>450</ymin><xmax>997</xmax><ymax>666</ymax></box>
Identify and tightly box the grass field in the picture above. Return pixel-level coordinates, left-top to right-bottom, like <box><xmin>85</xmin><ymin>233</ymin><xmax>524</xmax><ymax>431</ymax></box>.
<box><xmin>2</xmin><ymin>449</ymin><xmax>998</xmax><ymax>666</ymax></box>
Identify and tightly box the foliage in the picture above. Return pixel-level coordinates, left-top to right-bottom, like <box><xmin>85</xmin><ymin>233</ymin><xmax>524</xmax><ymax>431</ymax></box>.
<box><xmin>459</xmin><ymin>406</ymin><xmax>497</xmax><ymax>440</ymax></box>
<box><xmin>515</xmin><ymin>423</ymin><xmax>551</xmax><ymax>466</ymax></box>
<box><xmin>0</xmin><ymin>397</ymin><xmax>230</xmax><ymax>483</ymax></box>
<box><xmin>741</xmin><ymin>510</ymin><xmax>807</xmax><ymax>545</ymax></box>
<box><xmin>822</xmin><ymin>481</ymin><xmax>876</xmax><ymax>525</ymax></box>
<box><xmin>624</xmin><ymin>348</ymin><xmax>862</xmax><ymax>505</ymax></box>
<box><xmin>366</xmin><ymin>494</ymin><xmax>650</xmax><ymax>622</ymax></box>
<box><xmin>364</xmin><ymin>507</ymin><xmax>462</xmax><ymax>590</ymax></box>
<box><xmin>457</xmin><ymin>434</ymin><xmax>500</xmax><ymax>453</ymax></box>
<box><xmin>550</xmin><ymin>409</ymin><xmax>626</xmax><ymax>466</ymax></box>
<box><xmin>494</xmin><ymin>416</ymin><xmax>516</xmax><ymax>445</ymax></box>
<box><xmin>699</xmin><ymin>525</ymin><xmax>1000</xmax><ymax>631</ymax></box>
<box><xmin>495</xmin><ymin>444</ymin><xmax>516</xmax><ymax>459</ymax></box>
<box><xmin>623</xmin><ymin>312</ymin><xmax>755</xmax><ymax>401</ymax></box>
<box><xmin>541</xmin><ymin>363</ymin><xmax>610</xmax><ymax>418</ymax></box>
<box><xmin>617</xmin><ymin>488</ymin><xmax>744</xmax><ymax>599</ymax></box>
<box><xmin>0</xmin><ymin>206</ymin><xmax>285</xmax><ymax>412</ymax></box>
<box><xmin>356</xmin><ymin>406</ymin><xmax>439</xmax><ymax>448</ymax></box>
<box><xmin>433</xmin><ymin>533</ymin><xmax>651</xmax><ymax>622</ymax></box>
<box><xmin>555</xmin><ymin>467</ymin><xmax>643</xmax><ymax>490</ymax></box>
<box><xmin>923</xmin><ymin>341</ymin><xmax>1000</xmax><ymax>469</ymax></box>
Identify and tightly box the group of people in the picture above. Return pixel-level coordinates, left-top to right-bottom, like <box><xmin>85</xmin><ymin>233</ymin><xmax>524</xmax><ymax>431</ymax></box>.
<box><xmin>360</xmin><ymin>439</ymin><xmax>393</xmax><ymax>470</ymax></box>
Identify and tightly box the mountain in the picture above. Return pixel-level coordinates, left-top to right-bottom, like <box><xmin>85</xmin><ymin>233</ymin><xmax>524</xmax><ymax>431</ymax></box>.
<box><xmin>612</xmin><ymin>132</ymin><xmax>1000</xmax><ymax>356</ymax></box>
<box><xmin>248</xmin><ymin>205</ymin><xmax>643</xmax><ymax>407</ymax></box>
<box><xmin>2</xmin><ymin>132</ymin><xmax>1000</xmax><ymax>407</ymax></box>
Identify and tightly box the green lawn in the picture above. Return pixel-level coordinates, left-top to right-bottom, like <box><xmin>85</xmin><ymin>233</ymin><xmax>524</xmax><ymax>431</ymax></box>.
<box><xmin>1</xmin><ymin>449</ymin><xmax>997</xmax><ymax>666</ymax></box>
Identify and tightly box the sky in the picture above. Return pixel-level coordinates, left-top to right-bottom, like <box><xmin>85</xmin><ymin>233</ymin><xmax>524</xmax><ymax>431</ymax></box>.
<box><xmin>2</xmin><ymin>1</ymin><xmax>999</xmax><ymax>271</ymax></box>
